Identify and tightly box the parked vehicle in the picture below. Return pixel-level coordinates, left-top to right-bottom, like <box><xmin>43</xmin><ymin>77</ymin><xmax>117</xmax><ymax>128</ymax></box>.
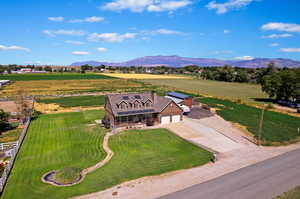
<box><xmin>277</xmin><ymin>100</ymin><xmax>297</xmax><ymax>108</ymax></box>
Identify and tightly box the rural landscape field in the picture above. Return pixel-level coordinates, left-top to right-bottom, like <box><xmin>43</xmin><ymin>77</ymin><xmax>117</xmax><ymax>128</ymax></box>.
<box><xmin>1</xmin><ymin>1</ymin><xmax>300</xmax><ymax>199</ymax></box>
<box><xmin>0</xmin><ymin>71</ymin><xmax>298</xmax><ymax>199</ymax></box>
<box><xmin>142</xmin><ymin>79</ymin><xmax>268</xmax><ymax>105</ymax></box>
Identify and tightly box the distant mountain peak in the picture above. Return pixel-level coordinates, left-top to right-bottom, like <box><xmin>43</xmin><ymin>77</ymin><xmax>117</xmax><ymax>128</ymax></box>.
<box><xmin>71</xmin><ymin>55</ymin><xmax>300</xmax><ymax>68</ymax></box>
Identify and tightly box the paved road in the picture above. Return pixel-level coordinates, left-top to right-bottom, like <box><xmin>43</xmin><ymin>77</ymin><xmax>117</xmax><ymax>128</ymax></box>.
<box><xmin>159</xmin><ymin>148</ymin><xmax>300</xmax><ymax>199</ymax></box>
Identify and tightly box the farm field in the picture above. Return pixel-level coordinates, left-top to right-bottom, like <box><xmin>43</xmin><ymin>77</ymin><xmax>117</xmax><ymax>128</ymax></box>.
<box><xmin>2</xmin><ymin>111</ymin><xmax>212</xmax><ymax>199</ymax></box>
<box><xmin>37</xmin><ymin>95</ymin><xmax>105</xmax><ymax>107</ymax></box>
<box><xmin>142</xmin><ymin>79</ymin><xmax>268</xmax><ymax>104</ymax></box>
<box><xmin>0</xmin><ymin>79</ymin><xmax>147</xmax><ymax>97</ymax></box>
<box><xmin>0</xmin><ymin>73</ymin><xmax>114</xmax><ymax>81</ymax></box>
<box><xmin>101</xmin><ymin>73</ymin><xmax>191</xmax><ymax>79</ymax></box>
<box><xmin>198</xmin><ymin>97</ymin><xmax>300</xmax><ymax>145</ymax></box>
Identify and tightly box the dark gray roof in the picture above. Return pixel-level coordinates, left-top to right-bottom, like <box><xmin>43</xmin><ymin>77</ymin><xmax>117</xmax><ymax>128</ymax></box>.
<box><xmin>167</xmin><ymin>92</ymin><xmax>190</xmax><ymax>100</ymax></box>
<box><xmin>107</xmin><ymin>93</ymin><xmax>172</xmax><ymax>116</ymax></box>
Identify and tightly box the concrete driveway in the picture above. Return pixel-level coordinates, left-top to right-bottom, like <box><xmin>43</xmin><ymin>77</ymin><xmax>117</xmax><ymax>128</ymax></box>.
<box><xmin>165</xmin><ymin>116</ymin><xmax>255</xmax><ymax>153</ymax></box>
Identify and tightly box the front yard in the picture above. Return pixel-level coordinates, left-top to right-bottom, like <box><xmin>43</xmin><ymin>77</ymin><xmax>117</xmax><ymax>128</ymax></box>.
<box><xmin>1</xmin><ymin>110</ymin><xmax>212</xmax><ymax>199</ymax></box>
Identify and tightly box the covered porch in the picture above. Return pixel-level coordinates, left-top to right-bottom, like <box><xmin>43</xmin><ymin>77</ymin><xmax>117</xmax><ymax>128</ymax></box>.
<box><xmin>114</xmin><ymin>113</ymin><xmax>158</xmax><ymax>128</ymax></box>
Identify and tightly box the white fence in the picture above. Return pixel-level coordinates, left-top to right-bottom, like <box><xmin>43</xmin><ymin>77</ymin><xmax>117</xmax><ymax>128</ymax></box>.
<box><xmin>0</xmin><ymin>142</ymin><xmax>18</xmax><ymax>151</ymax></box>
<box><xmin>0</xmin><ymin>118</ymin><xmax>31</xmax><ymax>192</ymax></box>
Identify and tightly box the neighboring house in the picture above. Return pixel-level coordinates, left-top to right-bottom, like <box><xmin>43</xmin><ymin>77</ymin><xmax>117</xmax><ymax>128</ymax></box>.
<box><xmin>165</xmin><ymin>92</ymin><xmax>193</xmax><ymax>113</ymax></box>
<box><xmin>104</xmin><ymin>92</ymin><xmax>183</xmax><ymax>128</ymax></box>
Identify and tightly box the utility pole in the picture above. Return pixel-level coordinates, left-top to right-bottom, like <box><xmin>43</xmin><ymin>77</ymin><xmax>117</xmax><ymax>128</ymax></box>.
<box><xmin>258</xmin><ymin>104</ymin><xmax>266</xmax><ymax>146</ymax></box>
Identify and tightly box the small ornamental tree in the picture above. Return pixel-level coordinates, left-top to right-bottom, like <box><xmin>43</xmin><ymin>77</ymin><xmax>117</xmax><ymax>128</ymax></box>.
<box><xmin>0</xmin><ymin>109</ymin><xmax>11</xmax><ymax>134</ymax></box>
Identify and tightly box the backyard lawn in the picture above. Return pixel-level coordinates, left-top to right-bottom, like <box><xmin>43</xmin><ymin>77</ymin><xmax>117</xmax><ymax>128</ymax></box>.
<box><xmin>198</xmin><ymin>97</ymin><xmax>300</xmax><ymax>145</ymax></box>
<box><xmin>37</xmin><ymin>95</ymin><xmax>105</xmax><ymax>107</ymax></box>
<box><xmin>2</xmin><ymin>111</ymin><xmax>212</xmax><ymax>199</ymax></box>
<box><xmin>0</xmin><ymin>73</ymin><xmax>115</xmax><ymax>81</ymax></box>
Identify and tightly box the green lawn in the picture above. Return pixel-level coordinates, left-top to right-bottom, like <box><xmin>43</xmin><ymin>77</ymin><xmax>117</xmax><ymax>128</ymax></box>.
<box><xmin>37</xmin><ymin>95</ymin><xmax>105</xmax><ymax>107</ymax></box>
<box><xmin>141</xmin><ymin>79</ymin><xmax>268</xmax><ymax>104</ymax></box>
<box><xmin>275</xmin><ymin>186</ymin><xmax>300</xmax><ymax>199</ymax></box>
<box><xmin>0</xmin><ymin>73</ymin><xmax>115</xmax><ymax>81</ymax></box>
<box><xmin>198</xmin><ymin>97</ymin><xmax>300</xmax><ymax>145</ymax></box>
<box><xmin>2</xmin><ymin>111</ymin><xmax>212</xmax><ymax>199</ymax></box>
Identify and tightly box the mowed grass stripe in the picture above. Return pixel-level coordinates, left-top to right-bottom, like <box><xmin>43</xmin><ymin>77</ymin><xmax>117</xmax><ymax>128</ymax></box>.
<box><xmin>2</xmin><ymin>113</ymin><xmax>212</xmax><ymax>199</ymax></box>
<box><xmin>37</xmin><ymin>95</ymin><xmax>105</xmax><ymax>107</ymax></box>
<box><xmin>2</xmin><ymin>110</ymin><xmax>107</xmax><ymax>199</ymax></box>
<box><xmin>0</xmin><ymin>73</ymin><xmax>116</xmax><ymax>81</ymax></box>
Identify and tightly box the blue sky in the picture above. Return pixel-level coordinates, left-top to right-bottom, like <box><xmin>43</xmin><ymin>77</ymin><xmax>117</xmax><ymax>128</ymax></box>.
<box><xmin>0</xmin><ymin>0</ymin><xmax>300</xmax><ymax>65</ymax></box>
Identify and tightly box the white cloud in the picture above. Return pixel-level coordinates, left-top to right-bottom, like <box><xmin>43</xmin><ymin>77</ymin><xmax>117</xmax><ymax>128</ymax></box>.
<box><xmin>88</xmin><ymin>32</ymin><xmax>136</xmax><ymax>43</ymax></box>
<box><xmin>270</xmin><ymin>43</ymin><xmax>279</xmax><ymax>47</ymax></box>
<box><xmin>101</xmin><ymin>0</ymin><xmax>192</xmax><ymax>13</ymax></box>
<box><xmin>72</xmin><ymin>51</ymin><xmax>90</xmax><ymax>55</ymax></box>
<box><xmin>69</xmin><ymin>16</ymin><xmax>105</xmax><ymax>23</ymax></box>
<box><xmin>64</xmin><ymin>40</ymin><xmax>85</xmax><ymax>45</ymax></box>
<box><xmin>0</xmin><ymin>44</ymin><xmax>30</xmax><ymax>52</ymax></box>
<box><xmin>213</xmin><ymin>50</ymin><xmax>233</xmax><ymax>54</ymax></box>
<box><xmin>234</xmin><ymin>55</ymin><xmax>254</xmax><ymax>60</ymax></box>
<box><xmin>147</xmin><ymin>0</ymin><xmax>192</xmax><ymax>12</ymax></box>
<box><xmin>262</xmin><ymin>33</ymin><xmax>292</xmax><ymax>39</ymax></box>
<box><xmin>261</xmin><ymin>22</ymin><xmax>300</xmax><ymax>33</ymax></box>
<box><xmin>43</xmin><ymin>29</ymin><xmax>85</xmax><ymax>37</ymax></box>
<box><xmin>146</xmin><ymin>28</ymin><xmax>186</xmax><ymax>35</ymax></box>
<box><xmin>280</xmin><ymin>48</ymin><xmax>300</xmax><ymax>53</ymax></box>
<box><xmin>206</xmin><ymin>0</ymin><xmax>258</xmax><ymax>15</ymax></box>
<box><xmin>223</xmin><ymin>29</ymin><xmax>230</xmax><ymax>34</ymax></box>
<box><xmin>48</xmin><ymin>16</ymin><xmax>64</xmax><ymax>22</ymax></box>
<box><xmin>97</xmin><ymin>47</ymin><xmax>108</xmax><ymax>52</ymax></box>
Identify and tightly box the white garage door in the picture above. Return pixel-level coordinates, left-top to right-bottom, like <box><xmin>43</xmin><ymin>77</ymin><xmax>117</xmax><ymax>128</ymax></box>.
<box><xmin>161</xmin><ymin>116</ymin><xmax>171</xmax><ymax>124</ymax></box>
<box><xmin>172</xmin><ymin>115</ymin><xmax>181</xmax><ymax>123</ymax></box>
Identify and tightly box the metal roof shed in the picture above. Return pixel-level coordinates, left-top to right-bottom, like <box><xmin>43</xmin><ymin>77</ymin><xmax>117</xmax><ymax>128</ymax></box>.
<box><xmin>167</xmin><ymin>92</ymin><xmax>191</xmax><ymax>100</ymax></box>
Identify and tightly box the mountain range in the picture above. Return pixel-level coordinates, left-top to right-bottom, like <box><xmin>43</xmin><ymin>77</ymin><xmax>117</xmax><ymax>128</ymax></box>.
<box><xmin>71</xmin><ymin>55</ymin><xmax>300</xmax><ymax>68</ymax></box>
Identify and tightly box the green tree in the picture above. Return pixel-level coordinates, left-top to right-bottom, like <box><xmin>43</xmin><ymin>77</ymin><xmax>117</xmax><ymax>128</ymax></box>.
<box><xmin>0</xmin><ymin>109</ymin><xmax>10</xmax><ymax>133</ymax></box>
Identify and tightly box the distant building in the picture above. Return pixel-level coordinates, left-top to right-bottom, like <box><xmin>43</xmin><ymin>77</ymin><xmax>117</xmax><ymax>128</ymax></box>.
<box><xmin>0</xmin><ymin>80</ymin><xmax>10</xmax><ymax>87</ymax></box>
<box><xmin>104</xmin><ymin>92</ymin><xmax>183</xmax><ymax>128</ymax></box>
<box><xmin>165</xmin><ymin>92</ymin><xmax>193</xmax><ymax>113</ymax></box>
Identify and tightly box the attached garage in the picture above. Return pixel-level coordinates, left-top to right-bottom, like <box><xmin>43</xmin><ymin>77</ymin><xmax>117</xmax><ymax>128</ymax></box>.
<box><xmin>171</xmin><ymin>115</ymin><xmax>181</xmax><ymax>123</ymax></box>
<box><xmin>159</xmin><ymin>101</ymin><xmax>183</xmax><ymax>125</ymax></box>
<box><xmin>161</xmin><ymin>116</ymin><xmax>171</xmax><ymax>124</ymax></box>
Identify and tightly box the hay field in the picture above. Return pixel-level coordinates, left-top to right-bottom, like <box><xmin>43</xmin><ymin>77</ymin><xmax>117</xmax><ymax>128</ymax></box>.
<box><xmin>142</xmin><ymin>79</ymin><xmax>268</xmax><ymax>104</ymax></box>
<box><xmin>0</xmin><ymin>79</ymin><xmax>144</xmax><ymax>97</ymax></box>
<box><xmin>101</xmin><ymin>73</ymin><xmax>191</xmax><ymax>79</ymax></box>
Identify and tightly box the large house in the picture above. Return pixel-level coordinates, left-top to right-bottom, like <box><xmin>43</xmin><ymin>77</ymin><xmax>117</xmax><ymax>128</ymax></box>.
<box><xmin>104</xmin><ymin>92</ymin><xmax>183</xmax><ymax>128</ymax></box>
